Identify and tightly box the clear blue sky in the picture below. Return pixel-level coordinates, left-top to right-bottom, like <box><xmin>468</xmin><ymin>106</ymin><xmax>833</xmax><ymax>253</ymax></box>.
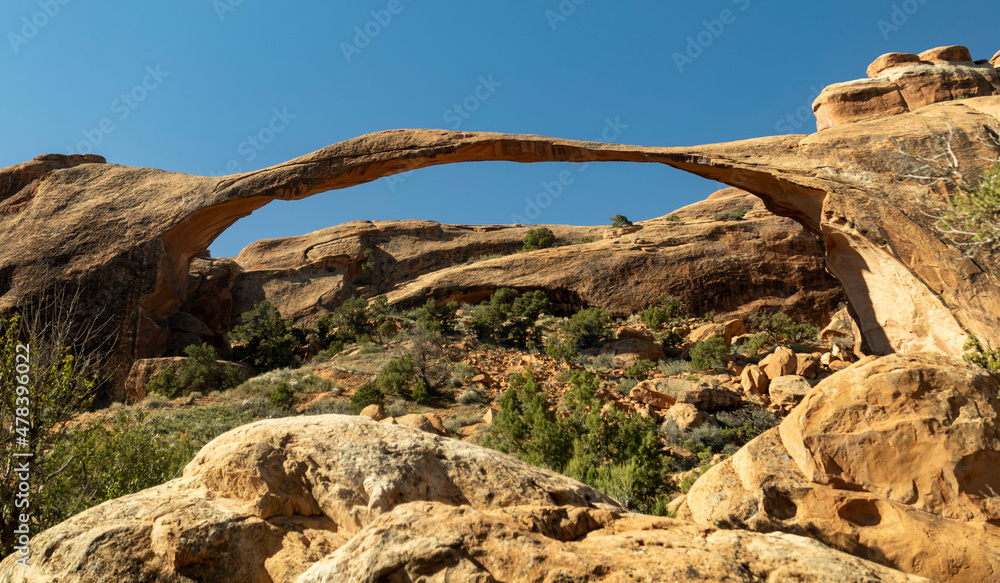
<box><xmin>2</xmin><ymin>0</ymin><xmax>997</xmax><ymax>258</ymax></box>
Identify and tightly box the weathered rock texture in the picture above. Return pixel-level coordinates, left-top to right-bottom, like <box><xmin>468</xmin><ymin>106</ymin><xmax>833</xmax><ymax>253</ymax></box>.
<box><xmin>216</xmin><ymin>189</ymin><xmax>840</xmax><ymax>334</ymax></box>
<box><xmin>0</xmin><ymin>415</ymin><xmax>928</xmax><ymax>582</ymax></box>
<box><xmin>3</xmin><ymin>46</ymin><xmax>1000</xmax><ymax>398</ymax></box>
<box><xmin>678</xmin><ymin>354</ymin><xmax>1000</xmax><ymax>582</ymax></box>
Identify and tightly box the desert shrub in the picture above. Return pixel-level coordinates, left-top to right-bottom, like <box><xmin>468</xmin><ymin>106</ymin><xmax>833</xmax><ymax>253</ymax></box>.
<box><xmin>235</xmin><ymin>367</ymin><xmax>335</xmax><ymax>400</ymax></box>
<box><xmin>269</xmin><ymin>382</ymin><xmax>295</xmax><ymax>410</ymax></box>
<box><xmin>412</xmin><ymin>380</ymin><xmax>431</xmax><ymax>405</ymax></box>
<box><xmin>350</xmin><ymin>381</ymin><xmax>384</xmax><ymax>413</ymax></box>
<box><xmin>747</xmin><ymin>312</ymin><xmax>819</xmax><ymax>344</ymax></box>
<box><xmin>385</xmin><ymin>398</ymin><xmax>408</xmax><ymax>418</ymax></box>
<box><xmin>561</xmin><ymin>307</ymin><xmax>611</xmax><ymax>349</ymax></box>
<box><xmin>330</xmin><ymin>295</ymin><xmax>371</xmax><ymax>342</ymax></box>
<box><xmin>641</xmin><ymin>294</ymin><xmax>689</xmax><ymax>330</ymax></box>
<box><xmin>623</xmin><ymin>360</ymin><xmax>655</xmax><ymax>381</ymax></box>
<box><xmin>665</xmin><ymin>215</ymin><xmax>681</xmax><ymax>222</ymax></box>
<box><xmin>469</xmin><ymin>288</ymin><xmax>550</xmax><ymax>347</ymax></box>
<box><xmin>713</xmin><ymin>209</ymin><xmax>747</xmax><ymax>221</ymax></box>
<box><xmin>688</xmin><ymin>337</ymin><xmax>729</xmax><ymax>371</ymax></box>
<box><xmin>579</xmin><ymin>236</ymin><xmax>595</xmax><ymax>243</ymax></box>
<box><xmin>587</xmin><ymin>352</ymin><xmax>616</xmax><ymax>371</ymax></box>
<box><xmin>484</xmin><ymin>371</ymin><xmax>672</xmax><ymax>514</ymax></box>
<box><xmin>409</xmin><ymin>298</ymin><xmax>460</xmax><ymax>335</ymax></box>
<box><xmin>937</xmin><ymin>160</ymin><xmax>1000</xmax><ymax>253</ymax></box>
<box><xmin>444</xmin><ymin>412</ymin><xmax>484</xmax><ymax>433</ymax></box>
<box><xmin>408</xmin><ymin>328</ymin><xmax>449</xmax><ymax>395</ymax></box>
<box><xmin>457</xmin><ymin>388</ymin><xmax>488</xmax><ymax>406</ymax></box>
<box><xmin>616</xmin><ymin>378</ymin><xmax>638</xmax><ymax>396</ymax></box>
<box><xmin>231</xmin><ymin>300</ymin><xmax>297</xmax><ymax>371</ymax></box>
<box><xmin>659</xmin><ymin>359</ymin><xmax>688</xmax><ymax>376</ymax></box>
<box><xmin>147</xmin><ymin>344</ymin><xmax>243</xmax><ymax>398</ymax></box>
<box><xmin>311</xmin><ymin>341</ymin><xmax>345</xmax><ymax>364</ymax></box>
<box><xmin>610</xmin><ymin>214</ymin><xmax>633</xmax><ymax>228</ymax></box>
<box><xmin>147</xmin><ymin>368</ymin><xmax>183</xmax><ymax>398</ymax></box>
<box><xmin>304</xmin><ymin>398</ymin><xmax>353</xmax><ymax>415</ymax></box>
<box><xmin>963</xmin><ymin>334</ymin><xmax>1000</xmax><ymax>375</ymax></box>
<box><xmin>544</xmin><ymin>335</ymin><xmax>579</xmax><ymax>364</ymax></box>
<box><xmin>737</xmin><ymin>333</ymin><xmax>769</xmax><ymax>361</ymax></box>
<box><xmin>377</xmin><ymin>355</ymin><xmax>415</xmax><ymax>396</ymax></box>
<box><xmin>522</xmin><ymin>227</ymin><xmax>556</xmax><ymax>251</ymax></box>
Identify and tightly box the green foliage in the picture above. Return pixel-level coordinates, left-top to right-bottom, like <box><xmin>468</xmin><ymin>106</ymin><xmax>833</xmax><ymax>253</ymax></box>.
<box><xmin>579</xmin><ymin>236</ymin><xmax>595</xmax><ymax>244</ymax></box>
<box><xmin>737</xmin><ymin>333</ymin><xmax>769</xmax><ymax>361</ymax></box>
<box><xmin>623</xmin><ymin>360</ymin><xmax>655</xmax><ymax>381</ymax></box>
<box><xmin>544</xmin><ymin>335</ymin><xmax>579</xmax><ymax>364</ymax></box>
<box><xmin>940</xmin><ymin>160</ymin><xmax>1000</xmax><ymax>252</ymax></box>
<box><xmin>147</xmin><ymin>344</ymin><xmax>245</xmax><ymax>398</ymax></box>
<box><xmin>522</xmin><ymin>227</ymin><xmax>556</xmax><ymax>251</ymax></box>
<box><xmin>409</xmin><ymin>299</ymin><xmax>459</xmax><ymax>335</ymax></box>
<box><xmin>269</xmin><ymin>382</ymin><xmax>295</xmax><ymax>410</ymax></box>
<box><xmin>457</xmin><ymin>388</ymin><xmax>487</xmax><ymax>406</ymax></box>
<box><xmin>713</xmin><ymin>209</ymin><xmax>747</xmax><ymax>221</ymax></box>
<box><xmin>350</xmin><ymin>381</ymin><xmax>384</xmax><ymax>413</ymax></box>
<box><xmin>659</xmin><ymin>329</ymin><xmax>685</xmax><ymax>350</ymax></box>
<box><xmin>665</xmin><ymin>214</ymin><xmax>681</xmax><ymax>222</ymax></box>
<box><xmin>331</xmin><ymin>295</ymin><xmax>371</xmax><ymax>342</ymax></box>
<box><xmin>609</xmin><ymin>214</ymin><xmax>633</xmax><ymax>229</ymax></box>
<box><xmin>412</xmin><ymin>380</ymin><xmax>431</xmax><ymax>405</ymax></box>
<box><xmin>469</xmin><ymin>288</ymin><xmax>550</xmax><ymax>347</ymax></box>
<box><xmin>231</xmin><ymin>300</ymin><xmax>297</xmax><ymax>371</ymax></box>
<box><xmin>378</xmin><ymin>355</ymin><xmax>415</xmax><ymax>396</ymax></box>
<box><xmin>963</xmin><ymin>334</ymin><xmax>1000</xmax><ymax>375</ymax></box>
<box><xmin>640</xmin><ymin>294</ymin><xmax>689</xmax><ymax>330</ymax></box>
<box><xmin>561</xmin><ymin>307</ymin><xmax>611</xmax><ymax>349</ymax></box>
<box><xmin>484</xmin><ymin>371</ymin><xmax>673</xmax><ymax>514</ymax></box>
<box><xmin>688</xmin><ymin>337</ymin><xmax>729</xmax><ymax>371</ymax></box>
<box><xmin>747</xmin><ymin>312</ymin><xmax>819</xmax><ymax>344</ymax></box>
<box><xmin>616</xmin><ymin>378</ymin><xmax>638</xmax><ymax>396</ymax></box>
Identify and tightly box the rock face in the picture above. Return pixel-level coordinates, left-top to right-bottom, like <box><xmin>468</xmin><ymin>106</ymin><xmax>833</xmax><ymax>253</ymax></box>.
<box><xmin>218</xmin><ymin>189</ymin><xmax>839</xmax><ymax>329</ymax></box>
<box><xmin>4</xmin><ymin>45</ymin><xmax>1000</xmax><ymax>398</ymax></box>
<box><xmin>0</xmin><ymin>415</ymin><xmax>929</xmax><ymax>582</ymax></box>
<box><xmin>679</xmin><ymin>354</ymin><xmax>1000</xmax><ymax>582</ymax></box>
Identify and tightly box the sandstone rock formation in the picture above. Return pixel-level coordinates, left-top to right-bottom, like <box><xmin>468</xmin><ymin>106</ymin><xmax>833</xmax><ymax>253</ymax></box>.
<box><xmin>197</xmin><ymin>189</ymin><xmax>839</xmax><ymax>339</ymax></box>
<box><xmin>0</xmin><ymin>415</ymin><xmax>928</xmax><ymax>582</ymax></box>
<box><xmin>678</xmin><ymin>354</ymin><xmax>1000</xmax><ymax>582</ymax></box>
<box><xmin>3</xmin><ymin>45</ymin><xmax>999</xmax><ymax>400</ymax></box>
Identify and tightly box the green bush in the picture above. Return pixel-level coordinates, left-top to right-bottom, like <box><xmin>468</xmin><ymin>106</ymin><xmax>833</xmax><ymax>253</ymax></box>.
<box><xmin>331</xmin><ymin>295</ymin><xmax>371</xmax><ymax>341</ymax></box>
<box><xmin>412</xmin><ymin>380</ymin><xmax>431</xmax><ymax>405</ymax></box>
<box><xmin>269</xmin><ymin>382</ymin><xmax>295</xmax><ymax>410</ymax></box>
<box><xmin>522</xmin><ymin>227</ymin><xmax>556</xmax><ymax>251</ymax></box>
<box><xmin>561</xmin><ymin>307</ymin><xmax>611</xmax><ymax>349</ymax></box>
<box><xmin>409</xmin><ymin>298</ymin><xmax>459</xmax><ymax>335</ymax></box>
<box><xmin>665</xmin><ymin>215</ymin><xmax>681</xmax><ymax>222</ymax></box>
<box><xmin>616</xmin><ymin>378</ymin><xmax>638</xmax><ymax>396</ymax></box>
<box><xmin>350</xmin><ymin>381</ymin><xmax>384</xmax><ymax>413</ymax></box>
<box><xmin>378</xmin><ymin>355</ymin><xmax>415</xmax><ymax>396</ymax></box>
<box><xmin>623</xmin><ymin>360</ymin><xmax>655</xmax><ymax>380</ymax></box>
<box><xmin>231</xmin><ymin>300</ymin><xmax>297</xmax><ymax>371</ymax></box>
<box><xmin>544</xmin><ymin>335</ymin><xmax>579</xmax><ymax>364</ymax></box>
<box><xmin>610</xmin><ymin>214</ymin><xmax>633</xmax><ymax>229</ymax></box>
<box><xmin>641</xmin><ymin>294</ymin><xmax>689</xmax><ymax>330</ymax></box>
<box><xmin>469</xmin><ymin>288</ymin><xmax>550</xmax><ymax>347</ymax></box>
<box><xmin>688</xmin><ymin>337</ymin><xmax>729</xmax><ymax>371</ymax></box>
<box><xmin>963</xmin><ymin>334</ymin><xmax>1000</xmax><ymax>375</ymax></box>
<box><xmin>457</xmin><ymin>388</ymin><xmax>487</xmax><ymax>406</ymax></box>
<box><xmin>147</xmin><ymin>344</ymin><xmax>246</xmax><ymax>398</ymax></box>
<box><xmin>939</xmin><ymin>160</ymin><xmax>1000</xmax><ymax>253</ymax></box>
<box><xmin>713</xmin><ymin>209</ymin><xmax>747</xmax><ymax>221</ymax></box>
<box><xmin>484</xmin><ymin>371</ymin><xmax>673</xmax><ymax>514</ymax></box>
<box><xmin>579</xmin><ymin>236</ymin><xmax>595</xmax><ymax>243</ymax></box>
<box><xmin>747</xmin><ymin>311</ymin><xmax>819</xmax><ymax>344</ymax></box>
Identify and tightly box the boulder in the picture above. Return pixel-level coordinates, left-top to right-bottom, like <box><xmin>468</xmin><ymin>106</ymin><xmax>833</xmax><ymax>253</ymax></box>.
<box><xmin>629</xmin><ymin>381</ymin><xmax>676</xmax><ymax>410</ymax></box>
<box><xmin>124</xmin><ymin>357</ymin><xmax>252</xmax><ymax>404</ymax></box>
<box><xmin>768</xmin><ymin>375</ymin><xmax>813</xmax><ymax>410</ymax></box>
<box><xmin>616</xmin><ymin>325</ymin><xmax>654</xmax><ymax>342</ymax></box>
<box><xmin>761</xmin><ymin>347</ymin><xmax>797</xmax><ymax>380</ymax></box>
<box><xmin>740</xmin><ymin>363</ymin><xmax>770</xmax><ymax>395</ymax></box>
<box><xmin>919</xmin><ymin>45</ymin><xmax>974</xmax><ymax>63</ymax></box>
<box><xmin>359</xmin><ymin>404</ymin><xmax>386</xmax><ymax>421</ymax></box>
<box><xmin>603</xmin><ymin>337</ymin><xmax>666</xmax><ymax>363</ymax></box>
<box><xmin>867</xmin><ymin>52</ymin><xmax>923</xmax><ymax>78</ymax></box>
<box><xmin>992</xmin><ymin>50</ymin><xmax>1000</xmax><ymax>68</ymax></box>
<box><xmin>679</xmin><ymin>354</ymin><xmax>1000</xmax><ymax>582</ymax></box>
<box><xmin>396</xmin><ymin>413</ymin><xmax>450</xmax><ymax>437</ymax></box>
<box><xmin>650</xmin><ymin>378</ymin><xmax>743</xmax><ymax>412</ymax></box>
<box><xmin>666</xmin><ymin>402</ymin><xmax>710</xmax><ymax>431</ymax></box>
<box><xmin>795</xmin><ymin>353</ymin><xmax>819</xmax><ymax>379</ymax></box>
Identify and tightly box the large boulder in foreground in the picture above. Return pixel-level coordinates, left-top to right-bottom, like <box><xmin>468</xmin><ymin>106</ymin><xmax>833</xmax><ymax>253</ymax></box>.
<box><xmin>0</xmin><ymin>416</ymin><xmax>924</xmax><ymax>582</ymax></box>
<box><xmin>679</xmin><ymin>354</ymin><xmax>1000</xmax><ymax>582</ymax></box>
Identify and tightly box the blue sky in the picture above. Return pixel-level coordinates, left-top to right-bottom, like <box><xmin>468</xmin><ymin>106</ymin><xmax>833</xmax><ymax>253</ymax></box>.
<box><xmin>2</xmin><ymin>0</ymin><xmax>997</xmax><ymax>258</ymax></box>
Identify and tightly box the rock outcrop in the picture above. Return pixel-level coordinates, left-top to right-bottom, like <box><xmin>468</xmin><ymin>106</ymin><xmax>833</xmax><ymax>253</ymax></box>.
<box><xmin>0</xmin><ymin>415</ymin><xmax>928</xmax><ymax>582</ymax></box>
<box><xmin>678</xmin><ymin>354</ymin><xmax>1000</xmax><ymax>582</ymax></box>
<box><xmin>3</xmin><ymin>45</ymin><xmax>1000</xmax><ymax>399</ymax></box>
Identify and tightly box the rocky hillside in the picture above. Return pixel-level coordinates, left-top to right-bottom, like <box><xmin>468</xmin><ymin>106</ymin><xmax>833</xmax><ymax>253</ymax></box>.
<box><xmin>1</xmin><ymin>45</ymin><xmax>1000</xmax><ymax>582</ymax></box>
<box><xmin>166</xmin><ymin>187</ymin><xmax>842</xmax><ymax>357</ymax></box>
